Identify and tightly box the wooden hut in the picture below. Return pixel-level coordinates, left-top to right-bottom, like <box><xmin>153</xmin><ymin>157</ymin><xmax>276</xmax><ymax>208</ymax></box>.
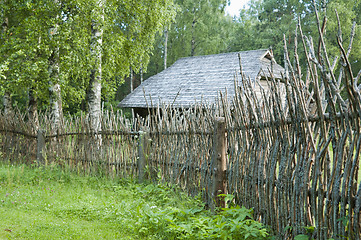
<box><xmin>118</xmin><ymin>49</ymin><xmax>285</xmax><ymax>116</ymax></box>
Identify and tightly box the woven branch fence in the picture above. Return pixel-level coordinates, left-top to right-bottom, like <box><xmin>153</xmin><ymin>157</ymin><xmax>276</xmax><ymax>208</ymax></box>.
<box><xmin>1</xmin><ymin>17</ymin><xmax>361</xmax><ymax>240</ymax></box>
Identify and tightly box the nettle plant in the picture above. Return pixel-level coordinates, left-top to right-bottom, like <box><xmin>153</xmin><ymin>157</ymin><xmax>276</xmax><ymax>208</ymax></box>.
<box><xmin>130</xmin><ymin>189</ymin><xmax>269</xmax><ymax>240</ymax></box>
<box><xmin>166</xmin><ymin>205</ymin><xmax>268</xmax><ymax>239</ymax></box>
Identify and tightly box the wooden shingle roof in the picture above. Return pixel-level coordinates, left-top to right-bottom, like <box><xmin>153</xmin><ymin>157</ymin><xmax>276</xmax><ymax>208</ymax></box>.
<box><xmin>118</xmin><ymin>49</ymin><xmax>284</xmax><ymax>108</ymax></box>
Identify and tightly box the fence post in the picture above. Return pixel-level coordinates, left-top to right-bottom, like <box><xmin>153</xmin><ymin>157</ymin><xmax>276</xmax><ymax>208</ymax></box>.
<box><xmin>36</xmin><ymin>129</ymin><xmax>45</xmax><ymax>165</ymax></box>
<box><xmin>138</xmin><ymin>131</ymin><xmax>149</xmax><ymax>183</ymax></box>
<box><xmin>210</xmin><ymin>117</ymin><xmax>227</xmax><ymax>211</ymax></box>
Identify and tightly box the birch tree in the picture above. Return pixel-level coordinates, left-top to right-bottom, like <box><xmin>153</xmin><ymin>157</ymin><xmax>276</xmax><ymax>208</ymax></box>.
<box><xmin>164</xmin><ymin>27</ymin><xmax>169</xmax><ymax>70</ymax></box>
<box><xmin>48</xmin><ymin>0</ymin><xmax>62</xmax><ymax>131</ymax></box>
<box><xmin>0</xmin><ymin>0</ymin><xmax>176</xmax><ymax>116</ymax></box>
<box><xmin>0</xmin><ymin>0</ymin><xmax>67</xmax><ymax>116</ymax></box>
<box><xmin>87</xmin><ymin>0</ymin><xmax>104</xmax><ymax>133</ymax></box>
<box><xmin>1</xmin><ymin>0</ymin><xmax>13</xmax><ymax>116</ymax></box>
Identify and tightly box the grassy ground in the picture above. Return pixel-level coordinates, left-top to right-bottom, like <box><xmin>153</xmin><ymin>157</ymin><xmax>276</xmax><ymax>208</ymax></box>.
<box><xmin>0</xmin><ymin>163</ymin><xmax>269</xmax><ymax>240</ymax></box>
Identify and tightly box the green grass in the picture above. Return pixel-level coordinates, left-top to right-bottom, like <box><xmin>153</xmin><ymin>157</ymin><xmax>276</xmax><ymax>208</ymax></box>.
<box><xmin>0</xmin><ymin>163</ymin><xmax>269</xmax><ymax>239</ymax></box>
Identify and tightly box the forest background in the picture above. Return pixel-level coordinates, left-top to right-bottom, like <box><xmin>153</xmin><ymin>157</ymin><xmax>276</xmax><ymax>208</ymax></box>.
<box><xmin>1</xmin><ymin>0</ymin><xmax>361</xmax><ymax>126</ymax></box>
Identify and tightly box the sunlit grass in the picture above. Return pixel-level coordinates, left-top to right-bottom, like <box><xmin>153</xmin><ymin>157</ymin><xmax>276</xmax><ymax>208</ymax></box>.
<box><xmin>0</xmin><ymin>163</ymin><xmax>269</xmax><ymax>240</ymax></box>
<box><xmin>0</xmin><ymin>164</ymin><xmax>195</xmax><ymax>239</ymax></box>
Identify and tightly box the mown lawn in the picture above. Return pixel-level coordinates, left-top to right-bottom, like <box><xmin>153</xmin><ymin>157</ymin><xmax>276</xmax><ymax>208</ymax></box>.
<box><xmin>0</xmin><ymin>163</ymin><xmax>269</xmax><ymax>239</ymax></box>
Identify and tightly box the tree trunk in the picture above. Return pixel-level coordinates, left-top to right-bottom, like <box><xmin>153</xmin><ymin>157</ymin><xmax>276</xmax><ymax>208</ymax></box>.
<box><xmin>3</xmin><ymin>91</ymin><xmax>13</xmax><ymax>116</ymax></box>
<box><xmin>49</xmin><ymin>49</ymin><xmax>63</xmax><ymax>131</ymax></box>
<box><xmin>48</xmin><ymin>0</ymin><xmax>63</xmax><ymax>132</ymax></box>
<box><xmin>191</xmin><ymin>19</ymin><xmax>196</xmax><ymax>56</ymax></box>
<box><xmin>28</xmin><ymin>87</ymin><xmax>39</xmax><ymax>131</ymax></box>
<box><xmin>49</xmin><ymin>82</ymin><xmax>62</xmax><ymax>129</ymax></box>
<box><xmin>140</xmin><ymin>66</ymin><xmax>143</xmax><ymax>83</ymax></box>
<box><xmin>129</xmin><ymin>67</ymin><xmax>134</xmax><ymax>118</ymax></box>
<box><xmin>2</xmin><ymin>13</ymin><xmax>13</xmax><ymax>116</ymax></box>
<box><xmin>88</xmin><ymin>0</ymin><xmax>104</xmax><ymax>134</ymax></box>
<box><xmin>130</xmin><ymin>67</ymin><xmax>133</xmax><ymax>92</ymax></box>
<box><xmin>164</xmin><ymin>27</ymin><xmax>168</xmax><ymax>69</ymax></box>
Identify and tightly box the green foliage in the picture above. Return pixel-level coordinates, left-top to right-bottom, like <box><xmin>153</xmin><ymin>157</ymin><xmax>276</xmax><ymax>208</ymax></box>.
<box><xmin>168</xmin><ymin>0</ymin><xmax>232</xmax><ymax>58</ymax></box>
<box><xmin>145</xmin><ymin>0</ymin><xmax>236</xmax><ymax>79</ymax></box>
<box><xmin>322</xmin><ymin>0</ymin><xmax>361</xmax><ymax>74</ymax></box>
<box><xmin>0</xmin><ymin>0</ymin><xmax>176</xmax><ymax>114</ymax></box>
<box><xmin>0</xmin><ymin>163</ymin><xmax>269</xmax><ymax>239</ymax></box>
<box><xmin>295</xmin><ymin>234</ymin><xmax>337</xmax><ymax>240</ymax></box>
<box><xmin>2</xmin><ymin>0</ymin><xmax>360</xmax><ymax>113</ymax></box>
<box><xmin>294</xmin><ymin>235</ymin><xmax>310</xmax><ymax>240</ymax></box>
<box><xmin>226</xmin><ymin>0</ymin><xmax>361</xmax><ymax>69</ymax></box>
<box><xmin>165</xmin><ymin>205</ymin><xmax>269</xmax><ymax>239</ymax></box>
<box><xmin>144</xmin><ymin>0</ymin><xmax>361</xmax><ymax>85</ymax></box>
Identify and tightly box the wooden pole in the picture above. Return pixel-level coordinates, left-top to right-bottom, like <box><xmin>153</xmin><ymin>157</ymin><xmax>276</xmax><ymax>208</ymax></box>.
<box><xmin>138</xmin><ymin>131</ymin><xmax>148</xmax><ymax>183</ymax></box>
<box><xmin>211</xmin><ymin>117</ymin><xmax>227</xmax><ymax>211</ymax></box>
<box><xmin>36</xmin><ymin>129</ymin><xmax>45</xmax><ymax>165</ymax></box>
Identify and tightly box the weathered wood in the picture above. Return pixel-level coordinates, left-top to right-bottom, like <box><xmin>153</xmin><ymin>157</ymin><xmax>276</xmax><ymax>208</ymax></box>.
<box><xmin>138</xmin><ymin>131</ymin><xmax>149</xmax><ymax>183</ymax></box>
<box><xmin>210</xmin><ymin>117</ymin><xmax>227</xmax><ymax>211</ymax></box>
<box><xmin>36</xmin><ymin>129</ymin><xmax>45</xmax><ymax>165</ymax></box>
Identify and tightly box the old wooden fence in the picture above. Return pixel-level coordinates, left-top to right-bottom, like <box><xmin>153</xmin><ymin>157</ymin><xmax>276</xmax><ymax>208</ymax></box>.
<box><xmin>1</xmin><ymin>19</ymin><xmax>361</xmax><ymax>239</ymax></box>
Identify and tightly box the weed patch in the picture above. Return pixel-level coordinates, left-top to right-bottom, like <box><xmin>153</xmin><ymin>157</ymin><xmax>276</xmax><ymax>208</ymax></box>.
<box><xmin>0</xmin><ymin>163</ymin><xmax>269</xmax><ymax>239</ymax></box>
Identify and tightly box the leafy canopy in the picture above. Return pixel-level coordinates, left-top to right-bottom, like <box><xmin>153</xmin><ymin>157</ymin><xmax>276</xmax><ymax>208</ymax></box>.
<box><xmin>0</xmin><ymin>0</ymin><xmax>176</xmax><ymax>112</ymax></box>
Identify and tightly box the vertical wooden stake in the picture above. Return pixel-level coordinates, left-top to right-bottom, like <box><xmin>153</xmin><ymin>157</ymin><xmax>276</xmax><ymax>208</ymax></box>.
<box><xmin>138</xmin><ymin>131</ymin><xmax>148</xmax><ymax>183</ymax></box>
<box><xmin>37</xmin><ymin>129</ymin><xmax>45</xmax><ymax>165</ymax></box>
<box><xmin>211</xmin><ymin>117</ymin><xmax>227</xmax><ymax>211</ymax></box>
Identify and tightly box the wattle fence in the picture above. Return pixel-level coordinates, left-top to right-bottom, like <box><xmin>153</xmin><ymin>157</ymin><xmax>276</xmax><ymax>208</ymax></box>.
<box><xmin>1</xmin><ymin>19</ymin><xmax>361</xmax><ymax>239</ymax></box>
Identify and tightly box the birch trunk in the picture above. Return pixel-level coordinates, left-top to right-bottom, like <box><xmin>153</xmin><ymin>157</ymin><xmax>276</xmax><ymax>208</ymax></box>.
<box><xmin>48</xmin><ymin>49</ymin><xmax>62</xmax><ymax>130</ymax></box>
<box><xmin>190</xmin><ymin>9</ymin><xmax>196</xmax><ymax>57</ymax></box>
<box><xmin>130</xmin><ymin>67</ymin><xmax>133</xmax><ymax>92</ymax></box>
<box><xmin>130</xmin><ymin>67</ymin><xmax>134</xmax><ymax>118</ymax></box>
<box><xmin>48</xmin><ymin>0</ymin><xmax>62</xmax><ymax>132</ymax></box>
<box><xmin>2</xmin><ymin>13</ymin><xmax>13</xmax><ymax>116</ymax></box>
<box><xmin>164</xmin><ymin>27</ymin><xmax>168</xmax><ymax>70</ymax></box>
<box><xmin>88</xmin><ymin>0</ymin><xmax>104</xmax><ymax>134</ymax></box>
<box><xmin>191</xmin><ymin>19</ymin><xmax>196</xmax><ymax>57</ymax></box>
<box><xmin>3</xmin><ymin>91</ymin><xmax>12</xmax><ymax>116</ymax></box>
<box><xmin>140</xmin><ymin>66</ymin><xmax>143</xmax><ymax>83</ymax></box>
<box><xmin>49</xmin><ymin>82</ymin><xmax>62</xmax><ymax>129</ymax></box>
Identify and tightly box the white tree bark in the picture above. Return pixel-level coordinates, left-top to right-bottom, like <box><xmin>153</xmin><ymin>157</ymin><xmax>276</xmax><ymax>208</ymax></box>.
<box><xmin>191</xmin><ymin>18</ymin><xmax>196</xmax><ymax>56</ymax></box>
<box><xmin>130</xmin><ymin>67</ymin><xmax>133</xmax><ymax>92</ymax></box>
<box><xmin>3</xmin><ymin>91</ymin><xmax>12</xmax><ymax>115</ymax></box>
<box><xmin>49</xmin><ymin>81</ymin><xmax>62</xmax><ymax>129</ymax></box>
<box><xmin>48</xmin><ymin>49</ymin><xmax>62</xmax><ymax>130</ymax></box>
<box><xmin>2</xmin><ymin>12</ymin><xmax>13</xmax><ymax>116</ymax></box>
<box><xmin>164</xmin><ymin>27</ymin><xmax>168</xmax><ymax>70</ymax></box>
<box><xmin>48</xmin><ymin>0</ymin><xmax>63</xmax><ymax>132</ymax></box>
<box><xmin>88</xmin><ymin>0</ymin><xmax>104</xmax><ymax>134</ymax></box>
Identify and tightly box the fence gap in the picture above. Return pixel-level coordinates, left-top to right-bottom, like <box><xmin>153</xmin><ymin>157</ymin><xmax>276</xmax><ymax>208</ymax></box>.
<box><xmin>210</xmin><ymin>117</ymin><xmax>227</xmax><ymax>211</ymax></box>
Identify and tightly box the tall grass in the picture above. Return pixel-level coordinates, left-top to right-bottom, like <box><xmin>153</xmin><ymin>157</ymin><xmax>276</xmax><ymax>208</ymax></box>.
<box><xmin>0</xmin><ymin>163</ymin><xmax>269</xmax><ymax>239</ymax></box>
